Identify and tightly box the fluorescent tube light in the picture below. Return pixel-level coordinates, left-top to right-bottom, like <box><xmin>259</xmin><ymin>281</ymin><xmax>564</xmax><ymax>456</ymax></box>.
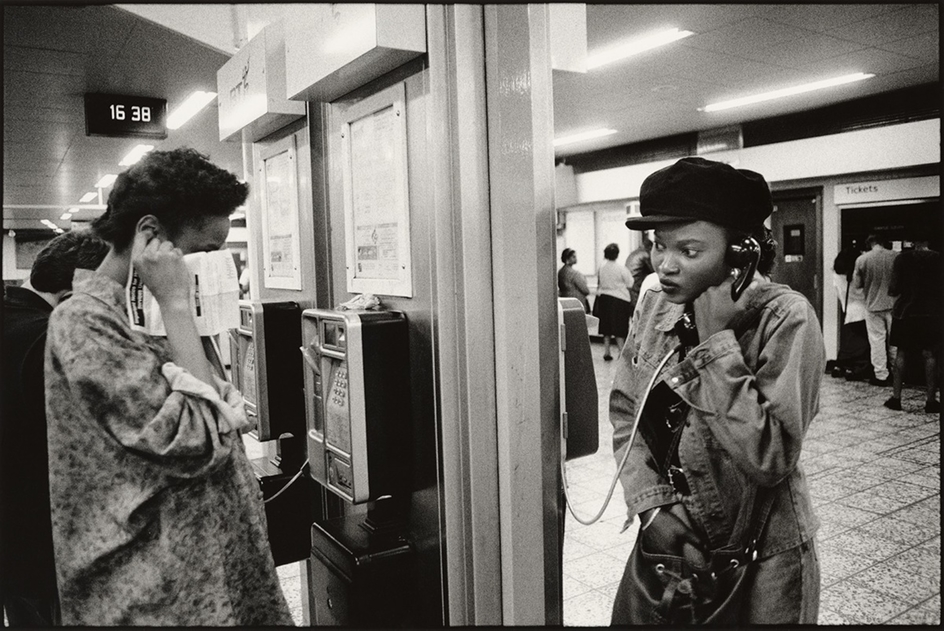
<box><xmin>41</xmin><ymin>219</ymin><xmax>58</xmax><ymax>229</ymax></box>
<box><xmin>701</xmin><ymin>72</ymin><xmax>875</xmax><ymax>112</ymax></box>
<box><xmin>554</xmin><ymin>128</ymin><xmax>618</xmax><ymax>147</ymax></box>
<box><xmin>60</xmin><ymin>212</ymin><xmax>73</xmax><ymax>221</ymax></box>
<box><xmin>119</xmin><ymin>144</ymin><xmax>155</xmax><ymax>166</ymax></box>
<box><xmin>588</xmin><ymin>28</ymin><xmax>694</xmax><ymax>70</ymax></box>
<box><xmin>80</xmin><ymin>192</ymin><xmax>98</xmax><ymax>203</ymax></box>
<box><xmin>167</xmin><ymin>91</ymin><xmax>217</xmax><ymax>130</ymax></box>
<box><xmin>95</xmin><ymin>174</ymin><xmax>117</xmax><ymax>189</ymax></box>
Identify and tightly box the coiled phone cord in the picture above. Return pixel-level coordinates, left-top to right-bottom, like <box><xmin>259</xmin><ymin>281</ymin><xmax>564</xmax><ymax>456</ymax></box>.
<box><xmin>561</xmin><ymin>344</ymin><xmax>680</xmax><ymax>526</ymax></box>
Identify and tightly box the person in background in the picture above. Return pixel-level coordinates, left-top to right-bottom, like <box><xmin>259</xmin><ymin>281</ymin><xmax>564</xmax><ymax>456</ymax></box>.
<box><xmin>610</xmin><ymin>157</ymin><xmax>823</xmax><ymax>624</ymax></box>
<box><xmin>43</xmin><ymin>148</ymin><xmax>293</xmax><ymax>626</ymax></box>
<box><xmin>558</xmin><ymin>247</ymin><xmax>590</xmax><ymax>313</ymax></box>
<box><xmin>1</xmin><ymin>230</ymin><xmax>109</xmax><ymax>627</ymax></box>
<box><xmin>624</xmin><ymin>230</ymin><xmax>654</xmax><ymax>313</ymax></box>
<box><xmin>830</xmin><ymin>242</ymin><xmax>871</xmax><ymax>381</ymax></box>
<box><xmin>852</xmin><ymin>234</ymin><xmax>898</xmax><ymax>386</ymax></box>
<box><xmin>594</xmin><ymin>243</ymin><xmax>634</xmax><ymax>361</ymax></box>
<box><xmin>884</xmin><ymin>239</ymin><xmax>941</xmax><ymax>413</ymax></box>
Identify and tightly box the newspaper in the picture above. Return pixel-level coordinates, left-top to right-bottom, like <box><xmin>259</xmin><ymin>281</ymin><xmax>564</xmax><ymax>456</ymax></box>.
<box><xmin>126</xmin><ymin>250</ymin><xmax>240</xmax><ymax>337</ymax></box>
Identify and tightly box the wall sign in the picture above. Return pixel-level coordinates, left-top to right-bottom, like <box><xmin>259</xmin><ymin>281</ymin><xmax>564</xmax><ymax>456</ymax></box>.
<box><xmin>259</xmin><ymin>135</ymin><xmax>303</xmax><ymax>290</ymax></box>
<box><xmin>85</xmin><ymin>93</ymin><xmax>167</xmax><ymax>139</ymax></box>
<box><xmin>341</xmin><ymin>82</ymin><xmax>412</xmax><ymax>297</ymax></box>
<box><xmin>833</xmin><ymin>176</ymin><xmax>939</xmax><ymax>206</ymax></box>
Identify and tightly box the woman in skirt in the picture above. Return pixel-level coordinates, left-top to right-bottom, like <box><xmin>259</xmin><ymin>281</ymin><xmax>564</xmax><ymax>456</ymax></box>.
<box><xmin>594</xmin><ymin>243</ymin><xmax>634</xmax><ymax>360</ymax></box>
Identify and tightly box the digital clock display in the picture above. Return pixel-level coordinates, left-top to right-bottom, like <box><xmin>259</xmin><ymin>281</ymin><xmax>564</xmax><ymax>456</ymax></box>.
<box><xmin>85</xmin><ymin>93</ymin><xmax>167</xmax><ymax>139</ymax></box>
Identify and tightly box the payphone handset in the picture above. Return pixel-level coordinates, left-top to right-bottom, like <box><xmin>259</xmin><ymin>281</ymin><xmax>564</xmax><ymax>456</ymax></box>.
<box><xmin>301</xmin><ymin>308</ymin><xmax>411</xmax><ymax>504</ymax></box>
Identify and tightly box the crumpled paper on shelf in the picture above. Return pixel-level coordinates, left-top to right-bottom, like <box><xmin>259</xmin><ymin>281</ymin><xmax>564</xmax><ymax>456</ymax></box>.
<box><xmin>336</xmin><ymin>293</ymin><xmax>383</xmax><ymax>311</ymax></box>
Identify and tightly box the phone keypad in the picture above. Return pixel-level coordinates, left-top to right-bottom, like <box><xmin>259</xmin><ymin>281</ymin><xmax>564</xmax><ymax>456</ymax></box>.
<box><xmin>330</xmin><ymin>366</ymin><xmax>348</xmax><ymax>409</ymax></box>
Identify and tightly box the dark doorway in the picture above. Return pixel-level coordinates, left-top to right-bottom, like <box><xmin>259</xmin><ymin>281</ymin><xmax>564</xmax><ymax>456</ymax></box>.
<box><xmin>840</xmin><ymin>201</ymin><xmax>941</xmax><ymax>252</ymax></box>
<box><xmin>770</xmin><ymin>190</ymin><xmax>823</xmax><ymax>326</ymax></box>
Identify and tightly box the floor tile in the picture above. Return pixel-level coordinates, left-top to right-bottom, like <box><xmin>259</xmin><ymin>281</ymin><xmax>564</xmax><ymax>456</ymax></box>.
<box><xmin>887</xmin><ymin>606</ymin><xmax>942</xmax><ymax>625</ymax></box>
<box><xmin>563</xmin><ymin>589</ymin><xmax>613</xmax><ymax>627</ymax></box>
<box><xmin>847</xmin><ymin>560</ymin><xmax>940</xmax><ymax>605</ymax></box>
<box><xmin>883</xmin><ymin>546</ymin><xmax>942</xmax><ymax>580</ymax></box>
<box><xmin>821</xmin><ymin>580</ymin><xmax>911</xmax><ymax>624</ymax></box>
<box><xmin>817</xmin><ymin>607</ymin><xmax>857</xmax><ymax>625</ymax></box>
<box><xmin>818</xmin><ymin>545</ymin><xmax>876</xmax><ymax>580</ymax></box>
<box><xmin>853</xmin><ymin>516</ymin><xmax>939</xmax><ymax>547</ymax></box>
<box><xmin>828</xmin><ymin>530</ymin><xmax>912</xmax><ymax>564</ymax></box>
<box><xmin>565</xmin><ymin>550</ymin><xmax>628</xmax><ymax>589</ymax></box>
<box><xmin>562</xmin><ymin>574</ymin><xmax>593</xmax><ymax>600</ymax></box>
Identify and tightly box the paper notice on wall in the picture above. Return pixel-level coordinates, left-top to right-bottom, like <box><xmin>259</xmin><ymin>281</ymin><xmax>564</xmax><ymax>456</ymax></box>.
<box><xmin>126</xmin><ymin>251</ymin><xmax>240</xmax><ymax>337</ymax></box>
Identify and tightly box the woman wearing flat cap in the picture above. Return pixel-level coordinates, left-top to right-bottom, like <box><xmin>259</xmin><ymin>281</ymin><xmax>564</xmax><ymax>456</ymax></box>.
<box><xmin>609</xmin><ymin>157</ymin><xmax>824</xmax><ymax>624</ymax></box>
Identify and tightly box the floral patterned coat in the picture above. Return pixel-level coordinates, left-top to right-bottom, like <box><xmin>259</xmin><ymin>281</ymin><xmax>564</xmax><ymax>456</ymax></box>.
<box><xmin>44</xmin><ymin>269</ymin><xmax>293</xmax><ymax>626</ymax></box>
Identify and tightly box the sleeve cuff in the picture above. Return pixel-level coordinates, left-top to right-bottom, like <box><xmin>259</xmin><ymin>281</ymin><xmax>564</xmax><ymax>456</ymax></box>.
<box><xmin>161</xmin><ymin>363</ymin><xmax>251</xmax><ymax>434</ymax></box>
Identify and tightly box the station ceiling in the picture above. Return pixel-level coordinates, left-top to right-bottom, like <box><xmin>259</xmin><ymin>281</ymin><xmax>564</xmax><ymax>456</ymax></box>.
<box><xmin>2</xmin><ymin>4</ymin><xmax>939</xmax><ymax>232</ymax></box>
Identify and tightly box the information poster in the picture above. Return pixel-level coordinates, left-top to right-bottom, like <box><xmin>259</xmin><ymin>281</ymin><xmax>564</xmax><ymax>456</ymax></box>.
<box><xmin>261</xmin><ymin>142</ymin><xmax>302</xmax><ymax>289</ymax></box>
<box><xmin>342</xmin><ymin>82</ymin><xmax>412</xmax><ymax>297</ymax></box>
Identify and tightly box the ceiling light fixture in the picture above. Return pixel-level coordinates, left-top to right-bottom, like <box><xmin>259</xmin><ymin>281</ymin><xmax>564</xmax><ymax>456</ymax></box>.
<box><xmin>80</xmin><ymin>192</ymin><xmax>98</xmax><ymax>203</ymax></box>
<box><xmin>95</xmin><ymin>174</ymin><xmax>117</xmax><ymax>189</ymax></box>
<box><xmin>119</xmin><ymin>144</ymin><xmax>155</xmax><ymax>166</ymax></box>
<box><xmin>701</xmin><ymin>72</ymin><xmax>875</xmax><ymax>112</ymax></box>
<box><xmin>167</xmin><ymin>91</ymin><xmax>217</xmax><ymax>130</ymax></box>
<box><xmin>41</xmin><ymin>219</ymin><xmax>58</xmax><ymax>229</ymax></box>
<box><xmin>554</xmin><ymin>128</ymin><xmax>618</xmax><ymax>147</ymax></box>
<box><xmin>587</xmin><ymin>27</ymin><xmax>694</xmax><ymax>70</ymax></box>
<box><xmin>60</xmin><ymin>212</ymin><xmax>73</xmax><ymax>221</ymax></box>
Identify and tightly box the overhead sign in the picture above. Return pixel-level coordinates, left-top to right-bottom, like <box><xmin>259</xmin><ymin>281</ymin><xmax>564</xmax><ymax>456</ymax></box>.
<box><xmin>833</xmin><ymin>176</ymin><xmax>939</xmax><ymax>205</ymax></box>
<box><xmin>85</xmin><ymin>93</ymin><xmax>167</xmax><ymax>139</ymax></box>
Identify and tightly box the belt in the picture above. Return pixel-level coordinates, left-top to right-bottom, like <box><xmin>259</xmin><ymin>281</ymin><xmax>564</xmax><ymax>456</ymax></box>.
<box><xmin>668</xmin><ymin>465</ymin><xmax>691</xmax><ymax>496</ymax></box>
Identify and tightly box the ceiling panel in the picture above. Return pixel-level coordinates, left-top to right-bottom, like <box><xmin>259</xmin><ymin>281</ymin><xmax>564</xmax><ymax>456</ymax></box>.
<box><xmin>757</xmin><ymin>4</ymin><xmax>902</xmax><ymax>32</ymax></box>
<box><xmin>825</xmin><ymin>4</ymin><xmax>939</xmax><ymax>45</ymax></box>
<box><xmin>2</xmin><ymin>3</ymin><xmax>939</xmax><ymax>231</ymax></box>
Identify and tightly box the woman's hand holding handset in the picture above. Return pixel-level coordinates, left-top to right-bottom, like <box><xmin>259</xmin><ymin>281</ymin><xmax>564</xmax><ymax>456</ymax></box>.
<box><xmin>131</xmin><ymin>229</ymin><xmax>217</xmax><ymax>389</ymax></box>
<box><xmin>131</xmin><ymin>229</ymin><xmax>191</xmax><ymax>310</ymax></box>
<box><xmin>693</xmin><ymin>275</ymin><xmax>762</xmax><ymax>342</ymax></box>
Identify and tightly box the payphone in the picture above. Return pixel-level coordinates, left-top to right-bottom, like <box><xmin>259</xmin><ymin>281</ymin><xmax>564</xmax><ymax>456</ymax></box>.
<box><xmin>300</xmin><ymin>307</ymin><xmax>415</xmax><ymax>626</ymax></box>
<box><xmin>228</xmin><ymin>299</ymin><xmax>317</xmax><ymax>565</ymax></box>
<box><xmin>300</xmin><ymin>308</ymin><xmax>411</xmax><ymax>504</ymax></box>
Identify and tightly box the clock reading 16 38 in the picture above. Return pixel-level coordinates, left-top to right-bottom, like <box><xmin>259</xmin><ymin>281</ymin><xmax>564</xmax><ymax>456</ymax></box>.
<box><xmin>85</xmin><ymin>93</ymin><xmax>167</xmax><ymax>139</ymax></box>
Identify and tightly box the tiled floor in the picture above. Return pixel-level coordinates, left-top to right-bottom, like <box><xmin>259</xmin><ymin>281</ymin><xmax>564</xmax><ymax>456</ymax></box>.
<box><xmin>561</xmin><ymin>340</ymin><xmax>941</xmax><ymax>626</ymax></box>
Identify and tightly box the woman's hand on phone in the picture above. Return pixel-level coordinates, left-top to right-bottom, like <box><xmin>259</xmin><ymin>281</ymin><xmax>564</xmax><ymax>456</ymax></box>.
<box><xmin>131</xmin><ymin>230</ymin><xmax>190</xmax><ymax>309</ymax></box>
<box><xmin>693</xmin><ymin>275</ymin><xmax>759</xmax><ymax>341</ymax></box>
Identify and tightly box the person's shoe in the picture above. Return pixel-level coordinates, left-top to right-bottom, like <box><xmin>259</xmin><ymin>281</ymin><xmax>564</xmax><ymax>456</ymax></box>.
<box><xmin>925</xmin><ymin>400</ymin><xmax>940</xmax><ymax>414</ymax></box>
<box><xmin>831</xmin><ymin>366</ymin><xmax>845</xmax><ymax>378</ymax></box>
<box><xmin>869</xmin><ymin>376</ymin><xmax>892</xmax><ymax>387</ymax></box>
<box><xmin>883</xmin><ymin>396</ymin><xmax>902</xmax><ymax>411</ymax></box>
<box><xmin>603</xmin><ymin>354</ymin><xmax>613</xmax><ymax>361</ymax></box>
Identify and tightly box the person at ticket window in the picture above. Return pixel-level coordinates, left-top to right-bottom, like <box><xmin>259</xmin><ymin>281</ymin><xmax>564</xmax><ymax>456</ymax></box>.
<box><xmin>44</xmin><ymin>148</ymin><xmax>293</xmax><ymax>626</ymax></box>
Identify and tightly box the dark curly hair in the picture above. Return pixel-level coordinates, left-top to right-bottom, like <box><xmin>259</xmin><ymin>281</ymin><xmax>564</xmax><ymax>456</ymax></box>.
<box><xmin>30</xmin><ymin>230</ymin><xmax>110</xmax><ymax>293</ymax></box>
<box><xmin>92</xmin><ymin>148</ymin><xmax>248</xmax><ymax>251</ymax></box>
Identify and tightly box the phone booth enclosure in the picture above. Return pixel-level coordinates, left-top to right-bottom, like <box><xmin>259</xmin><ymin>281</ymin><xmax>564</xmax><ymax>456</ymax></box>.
<box><xmin>228</xmin><ymin>300</ymin><xmax>309</xmax><ymax>443</ymax></box>
<box><xmin>301</xmin><ymin>308</ymin><xmax>411</xmax><ymax>504</ymax></box>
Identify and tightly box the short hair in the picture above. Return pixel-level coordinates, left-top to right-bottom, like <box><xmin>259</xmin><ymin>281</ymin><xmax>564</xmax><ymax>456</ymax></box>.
<box><xmin>92</xmin><ymin>148</ymin><xmax>248</xmax><ymax>252</ymax></box>
<box><xmin>561</xmin><ymin>248</ymin><xmax>575</xmax><ymax>263</ymax></box>
<box><xmin>30</xmin><ymin>230</ymin><xmax>109</xmax><ymax>293</ymax></box>
<box><xmin>603</xmin><ymin>243</ymin><xmax>620</xmax><ymax>260</ymax></box>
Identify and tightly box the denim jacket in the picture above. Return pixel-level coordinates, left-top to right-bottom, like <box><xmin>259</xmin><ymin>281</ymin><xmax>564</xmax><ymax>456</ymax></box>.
<box><xmin>610</xmin><ymin>281</ymin><xmax>825</xmax><ymax>559</ymax></box>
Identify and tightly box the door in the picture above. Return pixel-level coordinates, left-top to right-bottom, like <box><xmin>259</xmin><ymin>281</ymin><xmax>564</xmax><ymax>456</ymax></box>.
<box><xmin>770</xmin><ymin>191</ymin><xmax>823</xmax><ymax>325</ymax></box>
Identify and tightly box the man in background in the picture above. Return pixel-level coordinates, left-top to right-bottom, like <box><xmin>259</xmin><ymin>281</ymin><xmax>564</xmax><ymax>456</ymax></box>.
<box><xmin>852</xmin><ymin>235</ymin><xmax>898</xmax><ymax>386</ymax></box>
<box><xmin>1</xmin><ymin>230</ymin><xmax>109</xmax><ymax>626</ymax></box>
<box><xmin>883</xmin><ymin>239</ymin><xmax>940</xmax><ymax>413</ymax></box>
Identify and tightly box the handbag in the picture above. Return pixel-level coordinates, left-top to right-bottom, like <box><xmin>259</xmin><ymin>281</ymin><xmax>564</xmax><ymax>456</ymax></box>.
<box><xmin>612</xmin><ymin>487</ymin><xmax>776</xmax><ymax>625</ymax></box>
